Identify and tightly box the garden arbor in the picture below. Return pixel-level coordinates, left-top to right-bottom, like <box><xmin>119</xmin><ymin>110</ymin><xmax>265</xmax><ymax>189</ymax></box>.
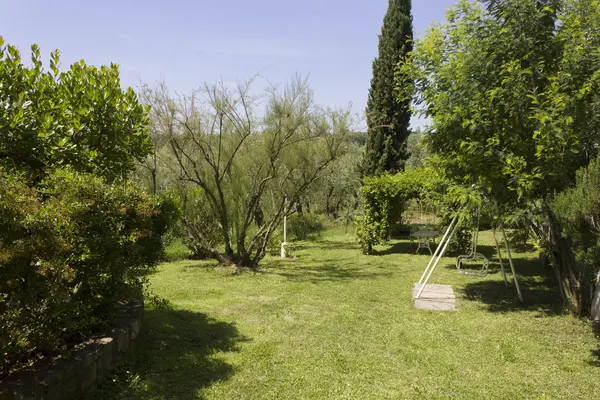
<box><xmin>356</xmin><ymin>167</ymin><xmax>442</xmax><ymax>255</ymax></box>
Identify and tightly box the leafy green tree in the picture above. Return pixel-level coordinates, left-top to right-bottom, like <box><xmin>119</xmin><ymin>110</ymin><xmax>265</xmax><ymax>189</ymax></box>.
<box><xmin>363</xmin><ymin>0</ymin><xmax>414</xmax><ymax>176</ymax></box>
<box><xmin>0</xmin><ymin>38</ymin><xmax>151</xmax><ymax>182</ymax></box>
<box><xmin>134</xmin><ymin>82</ymin><xmax>178</xmax><ymax>194</ymax></box>
<box><xmin>400</xmin><ymin>0</ymin><xmax>600</xmax><ymax>314</ymax></box>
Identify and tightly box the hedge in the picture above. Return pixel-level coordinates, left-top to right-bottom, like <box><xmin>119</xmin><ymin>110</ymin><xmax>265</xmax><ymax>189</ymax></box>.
<box><xmin>0</xmin><ymin>169</ymin><xmax>177</xmax><ymax>376</ymax></box>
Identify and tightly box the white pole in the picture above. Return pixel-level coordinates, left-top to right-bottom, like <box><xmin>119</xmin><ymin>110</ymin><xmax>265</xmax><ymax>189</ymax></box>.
<box><xmin>502</xmin><ymin>227</ymin><xmax>523</xmax><ymax>303</ymax></box>
<box><xmin>281</xmin><ymin>214</ymin><xmax>287</xmax><ymax>259</ymax></box>
<box><xmin>281</xmin><ymin>198</ymin><xmax>288</xmax><ymax>259</ymax></box>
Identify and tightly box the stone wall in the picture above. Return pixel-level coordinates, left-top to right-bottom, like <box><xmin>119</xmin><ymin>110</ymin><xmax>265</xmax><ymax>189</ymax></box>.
<box><xmin>0</xmin><ymin>298</ymin><xmax>144</xmax><ymax>400</ymax></box>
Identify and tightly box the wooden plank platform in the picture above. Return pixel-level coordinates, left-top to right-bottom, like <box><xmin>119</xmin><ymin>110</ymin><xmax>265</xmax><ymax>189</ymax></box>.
<box><xmin>412</xmin><ymin>283</ymin><xmax>456</xmax><ymax>311</ymax></box>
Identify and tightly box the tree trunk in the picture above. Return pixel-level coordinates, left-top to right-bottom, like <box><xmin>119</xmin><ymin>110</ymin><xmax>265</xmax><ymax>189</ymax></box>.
<box><xmin>151</xmin><ymin>168</ymin><xmax>157</xmax><ymax>195</ymax></box>
<box><xmin>543</xmin><ymin>207</ymin><xmax>583</xmax><ymax>315</ymax></box>
<box><xmin>296</xmin><ymin>201</ymin><xmax>303</xmax><ymax>215</ymax></box>
<box><xmin>325</xmin><ymin>187</ymin><xmax>335</xmax><ymax>217</ymax></box>
<box><xmin>181</xmin><ymin>216</ymin><xmax>227</xmax><ymax>264</ymax></box>
<box><xmin>591</xmin><ymin>270</ymin><xmax>600</xmax><ymax>322</ymax></box>
<box><xmin>334</xmin><ymin>199</ymin><xmax>343</xmax><ymax>219</ymax></box>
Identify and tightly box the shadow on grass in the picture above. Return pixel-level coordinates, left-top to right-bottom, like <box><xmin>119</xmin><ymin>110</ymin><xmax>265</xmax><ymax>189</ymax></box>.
<box><xmin>261</xmin><ymin>262</ymin><xmax>393</xmax><ymax>283</ymax></box>
<box><xmin>459</xmin><ymin>257</ymin><xmax>563</xmax><ymax>316</ymax></box>
<box><xmin>298</xmin><ymin>240</ymin><xmax>360</xmax><ymax>252</ymax></box>
<box><xmin>373</xmin><ymin>241</ymin><xmax>419</xmax><ymax>256</ymax></box>
<box><xmin>95</xmin><ymin>306</ymin><xmax>248</xmax><ymax>400</ymax></box>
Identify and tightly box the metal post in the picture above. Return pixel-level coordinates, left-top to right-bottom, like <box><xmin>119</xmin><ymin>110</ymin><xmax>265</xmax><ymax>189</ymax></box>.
<box><xmin>281</xmin><ymin>197</ymin><xmax>288</xmax><ymax>259</ymax></box>
<box><xmin>502</xmin><ymin>227</ymin><xmax>523</xmax><ymax>303</ymax></box>
<box><xmin>492</xmin><ymin>225</ymin><xmax>509</xmax><ymax>288</ymax></box>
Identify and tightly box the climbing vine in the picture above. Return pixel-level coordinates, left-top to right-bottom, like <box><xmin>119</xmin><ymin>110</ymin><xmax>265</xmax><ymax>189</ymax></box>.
<box><xmin>355</xmin><ymin>167</ymin><xmax>441</xmax><ymax>254</ymax></box>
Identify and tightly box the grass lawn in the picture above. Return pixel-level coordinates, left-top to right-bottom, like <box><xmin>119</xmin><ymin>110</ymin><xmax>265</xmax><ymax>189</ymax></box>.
<box><xmin>96</xmin><ymin>227</ymin><xmax>600</xmax><ymax>399</ymax></box>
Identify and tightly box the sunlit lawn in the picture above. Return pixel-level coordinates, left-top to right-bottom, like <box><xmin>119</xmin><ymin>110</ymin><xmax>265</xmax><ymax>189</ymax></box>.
<box><xmin>96</xmin><ymin>227</ymin><xmax>600</xmax><ymax>399</ymax></box>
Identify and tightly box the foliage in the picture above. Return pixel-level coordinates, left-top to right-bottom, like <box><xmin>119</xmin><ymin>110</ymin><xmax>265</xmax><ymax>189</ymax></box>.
<box><xmin>0</xmin><ymin>38</ymin><xmax>152</xmax><ymax>182</ymax></box>
<box><xmin>305</xmin><ymin>141</ymin><xmax>362</xmax><ymax>218</ymax></box>
<box><xmin>363</xmin><ymin>0</ymin><xmax>414</xmax><ymax>176</ymax></box>
<box><xmin>503</xmin><ymin>218</ymin><xmax>532</xmax><ymax>252</ymax></box>
<box><xmin>169</xmin><ymin>185</ymin><xmax>223</xmax><ymax>260</ymax></box>
<box><xmin>552</xmin><ymin>155</ymin><xmax>600</xmax><ymax>307</ymax></box>
<box><xmin>0</xmin><ymin>169</ymin><xmax>175</xmax><ymax>374</ymax></box>
<box><xmin>287</xmin><ymin>213</ymin><xmax>326</xmax><ymax>241</ymax></box>
<box><xmin>356</xmin><ymin>167</ymin><xmax>441</xmax><ymax>254</ymax></box>
<box><xmin>399</xmin><ymin>0</ymin><xmax>600</xmax><ymax>315</ymax></box>
<box><xmin>356</xmin><ymin>174</ymin><xmax>403</xmax><ymax>254</ymax></box>
<box><xmin>141</xmin><ymin>77</ymin><xmax>351</xmax><ymax>269</ymax></box>
<box><xmin>438</xmin><ymin>210</ymin><xmax>473</xmax><ymax>256</ymax></box>
<box><xmin>405</xmin><ymin>129</ymin><xmax>429</xmax><ymax>170</ymax></box>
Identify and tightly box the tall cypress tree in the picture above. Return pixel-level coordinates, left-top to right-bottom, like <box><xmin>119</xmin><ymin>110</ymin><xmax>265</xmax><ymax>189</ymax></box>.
<box><xmin>363</xmin><ymin>0</ymin><xmax>413</xmax><ymax>177</ymax></box>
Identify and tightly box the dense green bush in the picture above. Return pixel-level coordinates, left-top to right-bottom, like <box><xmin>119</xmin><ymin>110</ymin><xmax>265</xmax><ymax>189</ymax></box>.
<box><xmin>355</xmin><ymin>174</ymin><xmax>404</xmax><ymax>254</ymax></box>
<box><xmin>0</xmin><ymin>38</ymin><xmax>151</xmax><ymax>182</ymax></box>
<box><xmin>166</xmin><ymin>186</ymin><xmax>223</xmax><ymax>260</ymax></box>
<box><xmin>287</xmin><ymin>213</ymin><xmax>326</xmax><ymax>241</ymax></box>
<box><xmin>0</xmin><ymin>169</ymin><xmax>176</xmax><ymax>375</ymax></box>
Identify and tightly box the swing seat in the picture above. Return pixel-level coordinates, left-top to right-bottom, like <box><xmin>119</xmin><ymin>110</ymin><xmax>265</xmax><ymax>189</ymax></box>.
<box><xmin>456</xmin><ymin>252</ymin><xmax>489</xmax><ymax>277</ymax></box>
<box><xmin>455</xmin><ymin>207</ymin><xmax>489</xmax><ymax>277</ymax></box>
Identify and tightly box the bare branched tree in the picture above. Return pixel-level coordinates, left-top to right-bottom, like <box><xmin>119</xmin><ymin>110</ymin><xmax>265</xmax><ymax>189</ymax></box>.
<box><xmin>143</xmin><ymin>76</ymin><xmax>351</xmax><ymax>270</ymax></box>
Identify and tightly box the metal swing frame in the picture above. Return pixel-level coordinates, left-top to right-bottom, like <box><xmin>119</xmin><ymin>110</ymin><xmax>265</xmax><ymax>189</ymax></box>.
<box><xmin>414</xmin><ymin>204</ymin><xmax>523</xmax><ymax>303</ymax></box>
<box><xmin>456</xmin><ymin>209</ymin><xmax>489</xmax><ymax>277</ymax></box>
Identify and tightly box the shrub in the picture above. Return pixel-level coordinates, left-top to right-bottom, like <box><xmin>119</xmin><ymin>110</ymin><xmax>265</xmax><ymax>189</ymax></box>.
<box><xmin>287</xmin><ymin>213</ymin><xmax>325</xmax><ymax>241</ymax></box>
<box><xmin>504</xmin><ymin>228</ymin><xmax>531</xmax><ymax>252</ymax></box>
<box><xmin>267</xmin><ymin>231</ymin><xmax>284</xmax><ymax>256</ymax></box>
<box><xmin>0</xmin><ymin>38</ymin><xmax>152</xmax><ymax>183</ymax></box>
<box><xmin>355</xmin><ymin>174</ymin><xmax>403</xmax><ymax>254</ymax></box>
<box><xmin>166</xmin><ymin>186</ymin><xmax>223</xmax><ymax>260</ymax></box>
<box><xmin>0</xmin><ymin>169</ymin><xmax>176</xmax><ymax>375</ymax></box>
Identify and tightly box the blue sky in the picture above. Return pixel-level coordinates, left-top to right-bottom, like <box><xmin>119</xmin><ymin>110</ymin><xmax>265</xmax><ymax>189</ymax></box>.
<box><xmin>0</xmin><ymin>0</ymin><xmax>457</xmax><ymax>127</ymax></box>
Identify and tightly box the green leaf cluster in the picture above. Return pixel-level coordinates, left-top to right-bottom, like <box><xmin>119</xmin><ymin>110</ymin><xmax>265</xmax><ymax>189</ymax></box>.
<box><xmin>400</xmin><ymin>0</ymin><xmax>600</xmax><ymax>206</ymax></box>
<box><xmin>0</xmin><ymin>38</ymin><xmax>152</xmax><ymax>182</ymax></box>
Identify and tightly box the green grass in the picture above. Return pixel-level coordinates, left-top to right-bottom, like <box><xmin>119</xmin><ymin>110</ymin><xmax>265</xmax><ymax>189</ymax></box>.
<box><xmin>96</xmin><ymin>227</ymin><xmax>600</xmax><ymax>399</ymax></box>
